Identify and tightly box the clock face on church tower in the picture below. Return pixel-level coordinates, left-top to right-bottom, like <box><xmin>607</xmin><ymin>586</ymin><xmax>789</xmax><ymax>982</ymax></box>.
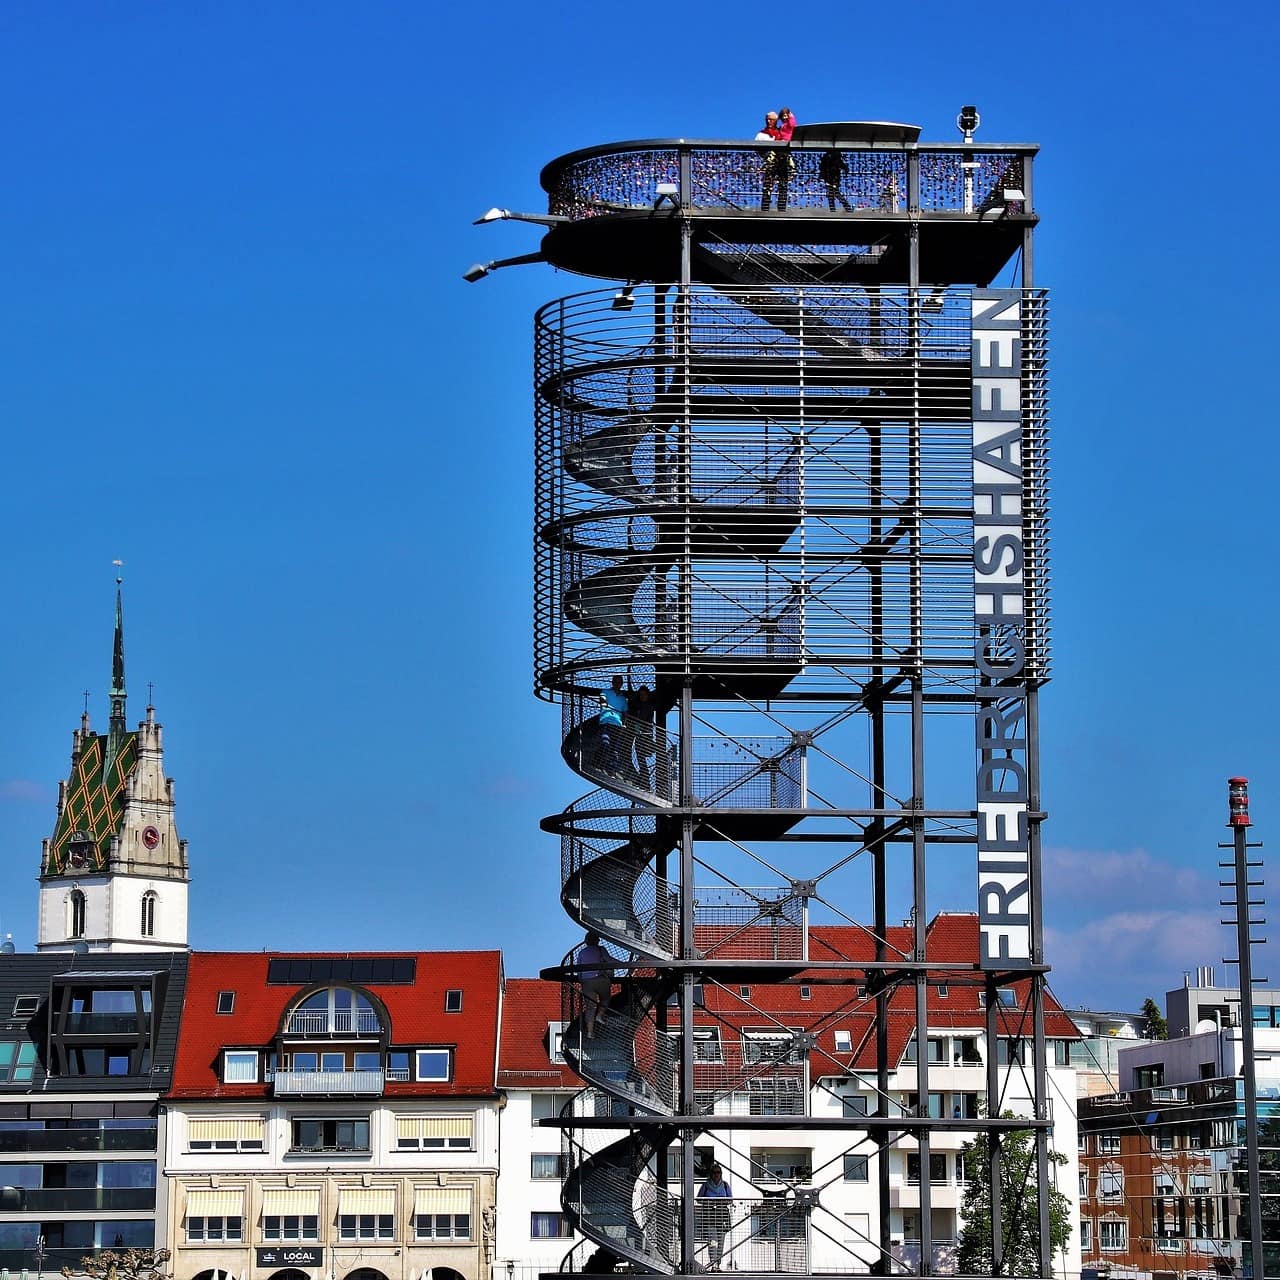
<box><xmin>141</xmin><ymin>826</ymin><xmax>160</xmax><ymax>851</ymax></box>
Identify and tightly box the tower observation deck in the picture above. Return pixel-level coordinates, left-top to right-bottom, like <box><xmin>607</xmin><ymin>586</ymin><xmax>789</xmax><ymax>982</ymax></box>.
<box><xmin>502</xmin><ymin>118</ymin><xmax>1052</xmax><ymax>1278</ymax></box>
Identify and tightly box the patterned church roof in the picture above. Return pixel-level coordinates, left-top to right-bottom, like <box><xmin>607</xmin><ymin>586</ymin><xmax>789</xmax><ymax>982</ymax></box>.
<box><xmin>47</xmin><ymin>731</ymin><xmax>137</xmax><ymax>875</ymax></box>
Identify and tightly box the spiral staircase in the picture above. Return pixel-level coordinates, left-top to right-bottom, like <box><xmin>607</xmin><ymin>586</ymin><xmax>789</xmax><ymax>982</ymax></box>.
<box><xmin>514</xmin><ymin>127</ymin><xmax>1051</xmax><ymax>1278</ymax></box>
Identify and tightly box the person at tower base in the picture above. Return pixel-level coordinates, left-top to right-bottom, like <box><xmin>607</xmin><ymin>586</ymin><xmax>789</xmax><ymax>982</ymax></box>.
<box><xmin>697</xmin><ymin>1162</ymin><xmax>734</xmax><ymax>1270</ymax></box>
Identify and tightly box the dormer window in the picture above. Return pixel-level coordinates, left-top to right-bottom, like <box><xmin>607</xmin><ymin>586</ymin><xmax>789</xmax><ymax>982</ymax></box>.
<box><xmin>223</xmin><ymin>1050</ymin><xmax>259</xmax><ymax>1083</ymax></box>
<box><xmin>415</xmin><ymin>1049</ymin><xmax>453</xmax><ymax>1081</ymax></box>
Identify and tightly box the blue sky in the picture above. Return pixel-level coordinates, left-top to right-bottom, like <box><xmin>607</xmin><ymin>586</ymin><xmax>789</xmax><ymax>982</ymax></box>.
<box><xmin>1</xmin><ymin>2</ymin><xmax>1276</xmax><ymax>1013</ymax></box>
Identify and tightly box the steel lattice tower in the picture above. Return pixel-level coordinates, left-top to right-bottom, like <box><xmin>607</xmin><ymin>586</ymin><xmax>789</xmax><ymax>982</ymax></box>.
<box><xmin>493</xmin><ymin>117</ymin><xmax>1052</xmax><ymax>1278</ymax></box>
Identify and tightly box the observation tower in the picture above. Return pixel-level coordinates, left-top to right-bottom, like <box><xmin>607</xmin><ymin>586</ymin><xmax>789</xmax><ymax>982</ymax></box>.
<box><xmin>478</xmin><ymin>111</ymin><xmax>1054</xmax><ymax>1278</ymax></box>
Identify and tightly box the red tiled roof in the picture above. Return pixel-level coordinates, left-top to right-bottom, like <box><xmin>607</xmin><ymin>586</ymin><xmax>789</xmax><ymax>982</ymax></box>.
<box><xmin>497</xmin><ymin>978</ymin><xmax>583</xmax><ymax>1090</ymax></box>
<box><xmin>169</xmin><ymin>951</ymin><xmax>503</xmax><ymax>1100</ymax></box>
<box><xmin>693</xmin><ymin>914</ymin><xmax>1080</xmax><ymax>1074</ymax></box>
<box><xmin>531</xmin><ymin>913</ymin><xmax>1075</xmax><ymax>1080</ymax></box>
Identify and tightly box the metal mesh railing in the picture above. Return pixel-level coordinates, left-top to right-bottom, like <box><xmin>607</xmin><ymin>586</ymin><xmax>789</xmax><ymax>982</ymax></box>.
<box><xmin>535</xmin><ymin>285</ymin><xmax>1006</xmax><ymax>693</ymax></box>
<box><xmin>542</xmin><ymin>141</ymin><xmax>1031</xmax><ymax>220</ymax></box>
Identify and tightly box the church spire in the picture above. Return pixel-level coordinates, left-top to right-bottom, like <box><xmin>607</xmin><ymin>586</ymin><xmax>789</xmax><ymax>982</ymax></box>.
<box><xmin>38</xmin><ymin>568</ymin><xmax>190</xmax><ymax>952</ymax></box>
<box><xmin>110</xmin><ymin>575</ymin><xmax>126</xmax><ymax>730</ymax></box>
<box><xmin>104</xmin><ymin>565</ymin><xmax>127</xmax><ymax>778</ymax></box>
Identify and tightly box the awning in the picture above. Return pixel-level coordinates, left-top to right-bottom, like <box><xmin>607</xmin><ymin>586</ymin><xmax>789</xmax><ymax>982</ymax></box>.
<box><xmin>338</xmin><ymin>1187</ymin><xmax>395</xmax><ymax>1215</ymax></box>
<box><xmin>189</xmin><ymin>1118</ymin><xmax>265</xmax><ymax>1144</ymax></box>
<box><xmin>397</xmin><ymin>1116</ymin><xmax>472</xmax><ymax>1141</ymax></box>
<box><xmin>414</xmin><ymin>1187</ymin><xmax>472</xmax><ymax>1215</ymax></box>
<box><xmin>186</xmin><ymin>1189</ymin><xmax>244</xmax><ymax>1217</ymax></box>
<box><xmin>261</xmin><ymin>1188</ymin><xmax>321</xmax><ymax>1217</ymax></box>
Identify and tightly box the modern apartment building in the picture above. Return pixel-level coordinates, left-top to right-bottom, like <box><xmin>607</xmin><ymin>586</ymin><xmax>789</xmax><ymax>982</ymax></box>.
<box><xmin>496</xmin><ymin>916</ymin><xmax>1083</xmax><ymax>1278</ymax></box>
<box><xmin>0</xmin><ymin>951</ymin><xmax>189</xmax><ymax>1271</ymax></box>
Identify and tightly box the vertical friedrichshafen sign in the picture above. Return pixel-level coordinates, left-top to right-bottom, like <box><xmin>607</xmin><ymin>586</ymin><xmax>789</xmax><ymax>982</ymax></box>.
<box><xmin>972</xmin><ymin>290</ymin><xmax>1032</xmax><ymax>967</ymax></box>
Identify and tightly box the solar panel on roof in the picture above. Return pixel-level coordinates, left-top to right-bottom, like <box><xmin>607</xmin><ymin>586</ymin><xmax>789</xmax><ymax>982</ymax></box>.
<box><xmin>266</xmin><ymin>957</ymin><xmax>418</xmax><ymax>985</ymax></box>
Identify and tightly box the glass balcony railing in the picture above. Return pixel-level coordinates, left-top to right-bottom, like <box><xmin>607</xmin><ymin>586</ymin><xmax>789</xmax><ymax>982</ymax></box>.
<box><xmin>59</xmin><ymin>1011</ymin><xmax>151</xmax><ymax>1035</ymax></box>
<box><xmin>8</xmin><ymin>1186</ymin><xmax>156</xmax><ymax>1212</ymax></box>
<box><xmin>0</xmin><ymin>1126</ymin><xmax>157</xmax><ymax>1154</ymax></box>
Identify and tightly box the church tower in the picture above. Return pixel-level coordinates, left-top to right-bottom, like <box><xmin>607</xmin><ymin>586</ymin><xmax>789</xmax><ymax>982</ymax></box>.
<box><xmin>36</xmin><ymin>584</ymin><xmax>190</xmax><ymax>951</ymax></box>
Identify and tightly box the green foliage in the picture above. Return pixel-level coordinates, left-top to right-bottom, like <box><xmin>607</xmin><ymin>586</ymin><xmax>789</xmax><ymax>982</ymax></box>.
<box><xmin>956</xmin><ymin>1121</ymin><xmax>1072</xmax><ymax>1276</ymax></box>
<box><xmin>61</xmin><ymin>1248</ymin><xmax>172</xmax><ymax>1280</ymax></box>
<box><xmin>1141</xmin><ymin>997</ymin><xmax>1169</xmax><ymax>1040</ymax></box>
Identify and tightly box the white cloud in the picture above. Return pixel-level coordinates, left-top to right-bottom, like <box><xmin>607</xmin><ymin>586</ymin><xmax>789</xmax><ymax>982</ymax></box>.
<box><xmin>1045</xmin><ymin>909</ymin><xmax>1223</xmax><ymax>1009</ymax></box>
<box><xmin>1039</xmin><ymin>844</ymin><xmax>1243</xmax><ymax>1006</ymax></box>
<box><xmin>0</xmin><ymin>779</ymin><xmax>48</xmax><ymax>804</ymax></box>
<box><xmin>1042</xmin><ymin>845</ymin><xmax>1209</xmax><ymax>906</ymax></box>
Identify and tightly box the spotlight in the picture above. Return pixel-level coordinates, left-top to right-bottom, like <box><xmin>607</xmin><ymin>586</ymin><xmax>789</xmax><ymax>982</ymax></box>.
<box><xmin>472</xmin><ymin>207</ymin><xmax>569</xmax><ymax>227</ymax></box>
<box><xmin>460</xmin><ymin>251</ymin><xmax>546</xmax><ymax>283</ymax></box>
<box><xmin>612</xmin><ymin>286</ymin><xmax>636</xmax><ymax>311</ymax></box>
<box><xmin>653</xmin><ymin>182</ymin><xmax>679</xmax><ymax>210</ymax></box>
<box><xmin>957</xmin><ymin>104</ymin><xmax>980</xmax><ymax>142</ymax></box>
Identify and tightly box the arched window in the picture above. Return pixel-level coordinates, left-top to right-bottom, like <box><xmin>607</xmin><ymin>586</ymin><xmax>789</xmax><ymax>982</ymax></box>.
<box><xmin>68</xmin><ymin>889</ymin><xmax>86</xmax><ymax>939</ymax></box>
<box><xmin>287</xmin><ymin>988</ymin><xmax>383</xmax><ymax>1036</ymax></box>
<box><xmin>140</xmin><ymin>891</ymin><xmax>158</xmax><ymax>938</ymax></box>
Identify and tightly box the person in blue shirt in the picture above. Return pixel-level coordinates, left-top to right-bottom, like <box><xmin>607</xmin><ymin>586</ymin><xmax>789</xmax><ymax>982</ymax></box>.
<box><xmin>595</xmin><ymin>675</ymin><xmax>630</xmax><ymax>777</ymax></box>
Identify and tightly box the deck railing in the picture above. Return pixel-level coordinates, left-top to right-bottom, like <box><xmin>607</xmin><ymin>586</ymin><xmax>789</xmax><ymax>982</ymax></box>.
<box><xmin>542</xmin><ymin>140</ymin><xmax>1033</xmax><ymax>222</ymax></box>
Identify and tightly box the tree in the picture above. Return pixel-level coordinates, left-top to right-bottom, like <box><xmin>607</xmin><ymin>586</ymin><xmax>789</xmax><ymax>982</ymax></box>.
<box><xmin>1141</xmin><ymin>997</ymin><xmax>1169</xmax><ymax>1040</ymax></box>
<box><xmin>956</xmin><ymin>1120</ymin><xmax>1072</xmax><ymax>1276</ymax></box>
<box><xmin>61</xmin><ymin>1248</ymin><xmax>172</xmax><ymax>1280</ymax></box>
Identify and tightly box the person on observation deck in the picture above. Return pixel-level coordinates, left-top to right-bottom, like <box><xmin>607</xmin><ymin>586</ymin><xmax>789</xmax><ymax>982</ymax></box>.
<box><xmin>820</xmin><ymin>148</ymin><xmax>852</xmax><ymax>211</ymax></box>
<box><xmin>758</xmin><ymin>109</ymin><xmax>794</xmax><ymax>211</ymax></box>
<box><xmin>776</xmin><ymin>106</ymin><xmax>797</xmax><ymax>140</ymax></box>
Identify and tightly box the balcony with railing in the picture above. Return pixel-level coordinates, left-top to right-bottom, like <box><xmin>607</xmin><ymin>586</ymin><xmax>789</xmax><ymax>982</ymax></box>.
<box><xmin>9</xmin><ymin>1186</ymin><xmax>156</xmax><ymax>1213</ymax></box>
<box><xmin>0</xmin><ymin>1124</ymin><xmax>157</xmax><ymax>1154</ymax></box>
<box><xmin>271</xmin><ymin>1068</ymin><xmax>384</xmax><ymax>1097</ymax></box>
<box><xmin>285</xmin><ymin>1007</ymin><xmax>382</xmax><ymax>1036</ymax></box>
<box><xmin>58</xmin><ymin>1011</ymin><xmax>152</xmax><ymax>1035</ymax></box>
